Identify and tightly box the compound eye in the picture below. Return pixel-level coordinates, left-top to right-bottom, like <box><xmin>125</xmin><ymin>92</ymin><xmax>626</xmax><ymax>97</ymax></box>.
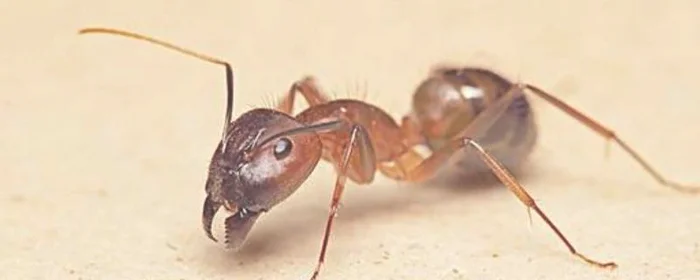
<box><xmin>273</xmin><ymin>138</ymin><xmax>293</xmax><ymax>160</ymax></box>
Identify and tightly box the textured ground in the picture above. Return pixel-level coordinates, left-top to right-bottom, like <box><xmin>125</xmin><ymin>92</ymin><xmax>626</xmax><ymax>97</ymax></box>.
<box><xmin>2</xmin><ymin>1</ymin><xmax>700</xmax><ymax>279</ymax></box>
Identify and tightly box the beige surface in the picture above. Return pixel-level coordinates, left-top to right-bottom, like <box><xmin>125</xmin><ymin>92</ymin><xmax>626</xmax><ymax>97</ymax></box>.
<box><xmin>2</xmin><ymin>1</ymin><xmax>700</xmax><ymax>279</ymax></box>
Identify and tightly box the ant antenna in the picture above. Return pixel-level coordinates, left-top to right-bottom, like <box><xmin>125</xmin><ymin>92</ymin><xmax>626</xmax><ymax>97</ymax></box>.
<box><xmin>78</xmin><ymin>27</ymin><xmax>235</xmax><ymax>152</ymax></box>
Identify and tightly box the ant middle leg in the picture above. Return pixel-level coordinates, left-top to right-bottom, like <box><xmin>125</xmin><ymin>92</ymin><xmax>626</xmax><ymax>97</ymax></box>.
<box><xmin>380</xmin><ymin>137</ymin><xmax>618</xmax><ymax>269</ymax></box>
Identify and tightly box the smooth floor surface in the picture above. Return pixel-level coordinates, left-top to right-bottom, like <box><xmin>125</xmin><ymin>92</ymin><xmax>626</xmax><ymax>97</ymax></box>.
<box><xmin>2</xmin><ymin>1</ymin><xmax>700</xmax><ymax>279</ymax></box>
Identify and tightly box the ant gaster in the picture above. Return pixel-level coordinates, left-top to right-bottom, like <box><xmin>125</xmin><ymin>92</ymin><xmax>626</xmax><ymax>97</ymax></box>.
<box><xmin>79</xmin><ymin>27</ymin><xmax>699</xmax><ymax>280</ymax></box>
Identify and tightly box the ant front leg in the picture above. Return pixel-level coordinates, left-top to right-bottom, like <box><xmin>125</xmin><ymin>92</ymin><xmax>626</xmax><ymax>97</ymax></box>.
<box><xmin>309</xmin><ymin>122</ymin><xmax>376</xmax><ymax>280</ymax></box>
<box><xmin>276</xmin><ymin>76</ymin><xmax>332</xmax><ymax>114</ymax></box>
<box><xmin>384</xmin><ymin>137</ymin><xmax>618</xmax><ymax>269</ymax></box>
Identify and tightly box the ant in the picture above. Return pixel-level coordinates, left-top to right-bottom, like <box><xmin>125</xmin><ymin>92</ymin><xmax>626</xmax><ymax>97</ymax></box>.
<box><xmin>78</xmin><ymin>27</ymin><xmax>698</xmax><ymax>280</ymax></box>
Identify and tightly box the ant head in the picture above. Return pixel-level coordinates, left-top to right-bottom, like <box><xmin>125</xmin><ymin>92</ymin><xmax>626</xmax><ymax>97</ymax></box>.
<box><xmin>202</xmin><ymin>108</ymin><xmax>322</xmax><ymax>250</ymax></box>
<box><xmin>75</xmin><ymin>27</ymin><xmax>327</xmax><ymax>250</ymax></box>
<box><xmin>408</xmin><ymin>67</ymin><xmax>511</xmax><ymax>147</ymax></box>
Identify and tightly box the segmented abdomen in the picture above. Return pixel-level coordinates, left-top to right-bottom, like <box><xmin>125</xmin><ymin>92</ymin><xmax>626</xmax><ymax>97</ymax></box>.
<box><xmin>430</xmin><ymin>68</ymin><xmax>538</xmax><ymax>179</ymax></box>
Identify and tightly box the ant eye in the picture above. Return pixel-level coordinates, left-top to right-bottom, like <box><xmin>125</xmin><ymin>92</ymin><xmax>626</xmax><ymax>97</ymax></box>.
<box><xmin>273</xmin><ymin>138</ymin><xmax>293</xmax><ymax>160</ymax></box>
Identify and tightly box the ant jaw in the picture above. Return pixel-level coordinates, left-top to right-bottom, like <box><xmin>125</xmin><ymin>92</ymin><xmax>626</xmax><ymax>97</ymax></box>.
<box><xmin>202</xmin><ymin>194</ymin><xmax>262</xmax><ymax>251</ymax></box>
<box><xmin>202</xmin><ymin>195</ymin><xmax>222</xmax><ymax>242</ymax></box>
<box><xmin>224</xmin><ymin>208</ymin><xmax>261</xmax><ymax>251</ymax></box>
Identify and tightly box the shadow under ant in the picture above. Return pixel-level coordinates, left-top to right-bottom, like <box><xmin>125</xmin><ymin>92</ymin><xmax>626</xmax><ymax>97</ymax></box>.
<box><xmin>216</xmin><ymin>162</ymin><xmax>538</xmax><ymax>264</ymax></box>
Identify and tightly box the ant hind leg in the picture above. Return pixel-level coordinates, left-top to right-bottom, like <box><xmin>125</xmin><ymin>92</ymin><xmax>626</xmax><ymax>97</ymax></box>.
<box><xmin>381</xmin><ymin>137</ymin><xmax>618</xmax><ymax>269</ymax></box>
<box><xmin>524</xmin><ymin>84</ymin><xmax>699</xmax><ymax>194</ymax></box>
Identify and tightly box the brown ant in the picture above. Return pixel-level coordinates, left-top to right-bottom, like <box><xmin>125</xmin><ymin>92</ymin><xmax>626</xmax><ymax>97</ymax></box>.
<box><xmin>78</xmin><ymin>27</ymin><xmax>698</xmax><ymax>280</ymax></box>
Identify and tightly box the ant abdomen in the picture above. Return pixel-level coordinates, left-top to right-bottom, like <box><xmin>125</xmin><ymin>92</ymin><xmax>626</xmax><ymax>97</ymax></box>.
<box><xmin>408</xmin><ymin>67</ymin><xmax>538</xmax><ymax>179</ymax></box>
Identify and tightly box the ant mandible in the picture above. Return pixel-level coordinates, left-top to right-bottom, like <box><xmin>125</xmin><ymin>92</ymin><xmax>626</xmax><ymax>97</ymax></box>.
<box><xmin>78</xmin><ymin>27</ymin><xmax>698</xmax><ymax>280</ymax></box>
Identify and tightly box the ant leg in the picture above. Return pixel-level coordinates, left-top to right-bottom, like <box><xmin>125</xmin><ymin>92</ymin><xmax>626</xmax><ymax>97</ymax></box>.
<box><xmin>410</xmin><ymin>77</ymin><xmax>698</xmax><ymax>194</ymax></box>
<box><xmin>523</xmin><ymin>84</ymin><xmax>699</xmax><ymax>194</ymax></box>
<box><xmin>276</xmin><ymin>76</ymin><xmax>332</xmax><ymax>114</ymax></box>
<box><xmin>309</xmin><ymin>123</ymin><xmax>375</xmax><ymax>280</ymax></box>
<box><xmin>386</xmin><ymin>137</ymin><xmax>618</xmax><ymax>269</ymax></box>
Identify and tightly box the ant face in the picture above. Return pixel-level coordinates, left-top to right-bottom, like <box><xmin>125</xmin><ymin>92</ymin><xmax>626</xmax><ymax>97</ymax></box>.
<box><xmin>202</xmin><ymin>108</ymin><xmax>322</xmax><ymax>249</ymax></box>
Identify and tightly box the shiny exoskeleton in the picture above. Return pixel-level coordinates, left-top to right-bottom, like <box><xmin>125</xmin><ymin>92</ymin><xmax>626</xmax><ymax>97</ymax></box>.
<box><xmin>406</xmin><ymin>67</ymin><xmax>538</xmax><ymax>179</ymax></box>
<box><xmin>79</xmin><ymin>27</ymin><xmax>699</xmax><ymax>280</ymax></box>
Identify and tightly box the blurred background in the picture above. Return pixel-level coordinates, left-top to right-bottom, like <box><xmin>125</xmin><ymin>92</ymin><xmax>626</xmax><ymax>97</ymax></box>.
<box><xmin>1</xmin><ymin>1</ymin><xmax>699</xmax><ymax>279</ymax></box>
